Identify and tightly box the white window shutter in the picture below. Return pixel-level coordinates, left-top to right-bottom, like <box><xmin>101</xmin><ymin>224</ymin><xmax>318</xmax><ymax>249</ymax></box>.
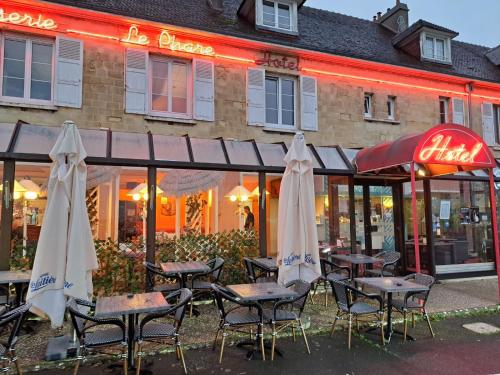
<box><xmin>452</xmin><ymin>98</ymin><xmax>465</xmax><ymax>125</ymax></box>
<box><xmin>300</xmin><ymin>75</ymin><xmax>318</xmax><ymax>131</ymax></box>
<box><xmin>55</xmin><ymin>37</ymin><xmax>83</xmax><ymax>108</ymax></box>
<box><xmin>247</xmin><ymin>68</ymin><xmax>266</xmax><ymax>126</ymax></box>
<box><xmin>482</xmin><ymin>103</ymin><xmax>495</xmax><ymax>145</ymax></box>
<box><xmin>125</xmin><ymin>49</ymin><xmax>148</xmax><ymax>114</ymax></box>
<box><xmin>193</xmin><ymin>59</ymin><xmax>214</xmax><ymax>121</ymax></box>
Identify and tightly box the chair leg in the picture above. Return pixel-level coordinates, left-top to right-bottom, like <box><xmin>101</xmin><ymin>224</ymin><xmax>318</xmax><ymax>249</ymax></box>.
<box><xmin>178</xmin><ymin>342</ymin><xmax>187</xmax><ymax>375</ymax></box>
<box><xmin>348</xmin><ymin>314</ymin><xmax>352</xmax><ymax>349</ymax></box>
<box><xmin>379</xmin><ymin>313</ymin><xmax>385</xmax><ymax>346</ymax></box>
<box><xmin>330</xmin><ymin>313</ymin><xmax>339</xmax><ymax>337</ymax></box>
<box><xmin>135</xmin><ymin>342</ymin><xmax>142</xmax><ymax>375</ymax></box>
<box><xmin>324</xmin><ymin>282</ymin><xmax>328</xmax><ymax>307</ymax></box>
<box><xmin>271</xmin><ymin>323</ymin><xmax>276</xmax><ymax>361</ymax></box>
<box><xmin>412</xmin><ymin>312</ymin><xmax>416</xmax><ymax>328</ymax></box>
<box><xmin>310</xmin><ymin>284</ymin><xmax>317</xmax><ymax>305</ymax></box>
<box><xmin>189</xmin><ymin>301</ymin><xmax>193</xmax><ymax>318</ymax></box>
<box><xmin>403</xmin><ymin>310</ymin><xmax>408</xmax><ymax>341</ymax></box>
<box><xmin>14</xmin><ymin>357</ymin><xmax>22</xmax><ymax>375</ymax></box>
<box><xmin>249</xmin><ymin>328</ymin><xmax>253</xmax><ymax>340</ymax></box>
<box><xmin>355</xmin><ymin>317</ymin><xmax>360</xmax><ymax>333</ymax></box>
<box><xmin>73</xmin><ymin>359</ymin><xmax>81</xmax><ymax>375</ymax></box>
<box><xmin>259</xmin><ymin>324</ymin><xmax>266</xmax><ymax>361</ymax></box>
<box><xmin>122</xmin><ymin>344</ymin><xmax>128</xmax><ymax>375</ymax></box>
<box><xmin>291</xmin><ymin>323</ymin><xmax>296</xmax><ymax>342</ymax></box>
<box><xmin>424</xmin><ymin>309</ymin><xmax>435</xmax><ymax>338</ymax></box>
<box><xmin>219</xmin><ymin>328</ymin><xmax>227</xmax><ymax>364</ymax></box>
<box><xmin>299</xmin><ymin>319</ymin><xmax>310</xmax><ymax>355</ymax></box>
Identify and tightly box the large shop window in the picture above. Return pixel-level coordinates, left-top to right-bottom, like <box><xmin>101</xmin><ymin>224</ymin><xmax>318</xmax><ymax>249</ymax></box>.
<box><xmin>1</xmin><ymin>35</ymin><xmax>53</xmax><ymax>103</ymax></box>
<box><xmin>265</xmin><ymin>76</ymin><xmax>295</xmax><ymax>128</ymax></box>
<box><xmin>403</xmin><ymin>181</ymin><xmax>428</xmax><ymax>272</ymax></box>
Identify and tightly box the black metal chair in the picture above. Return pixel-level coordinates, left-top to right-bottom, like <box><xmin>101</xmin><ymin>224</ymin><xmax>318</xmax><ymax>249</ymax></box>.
<box><xmin>67</xmin><ymin>298</ymin><xmax>128</xmax><ymax>375</ymax></box>
<box><xmin>135</xmin><ymin>288</ymin><xmax>192</xmax><ymax>375</ymax></box>
<box><xmin>391</xmin><ymin>273</ymin><xmax>435</xmax><ymax>340</ymax></box>
<box><xmin>0</xmin><ymin>303</ymin><xmax>31</xmax><ymax>373</ymax></box>
<box><xmin>312</xmin><ymin>258</ymin><xmax>351</xmax><ymax>306</ymax></box>
<box><xmin>211</xmin><ymin>284</ymin><xmax>265</xmax><ymax>363</ymax></box>
<box><xmin>365</xmin><ymin>251</ymin><xmax>401</xmax><ymax>277</ymax></box>
<box><xmin>330</xmin><ymin>280</ymin><xmax>385</xmax><ymax>349</ymax></box>
<box><xmin>264</xmin><ymin>280</ymin><xmax>311</xmax><ymax>360</ymax></box>
<box><xmin>243</xmin><ymin>258</ymin><xmax>275</xmax><ymax>284</ymax></box>
<box><xmin>144</xmin><ymin>261</ymin><xmax>182</xmax><ymax>295</ymax></box>
<box><xmin>188</xmin><ymin>257</ymin><xmax>224</xmax><ymax>316</ymax></box>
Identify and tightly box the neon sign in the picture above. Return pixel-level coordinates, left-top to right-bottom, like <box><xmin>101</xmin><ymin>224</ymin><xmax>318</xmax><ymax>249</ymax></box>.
<box><xmin>0</xmin><ymin>8</ymin><xmax>57</xmax><ymax>30</ymax></box>
<box><xmin>418</xmin><ymin>134</ymin><xmax>483</xmax><ymax>164</ymax></box>
<box><xmin>159</xmin><ymin>30</ymin><xmax>214</xmax><ymax>56</ymax></box>
<box><xmin>256</xmin><ymin>52</ymin><xmax>298</xmax><ymax>71</ymax></box>
<box><xmin>121</xmin><ymin>25</ymin><xmax>150</xmax><ymax>46</ymax></box>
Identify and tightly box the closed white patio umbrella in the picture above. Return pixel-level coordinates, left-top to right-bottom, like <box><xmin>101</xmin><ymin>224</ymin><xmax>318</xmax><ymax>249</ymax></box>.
<box><xmin>27</xmin><ymin>121</ymin><xmax>98</xmax><ymax>328</ymax></box>
<box><xmin>277</xmin><ymin>133</ymin><xmax>321</xmax><ymax>285</ymax></box>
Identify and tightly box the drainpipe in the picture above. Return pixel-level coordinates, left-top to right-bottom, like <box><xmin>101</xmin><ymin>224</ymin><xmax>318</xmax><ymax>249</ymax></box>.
<box><xmin>466</xmin><ymin>82</ymin><xmax>474</xmax><ymax>128</ymax></box>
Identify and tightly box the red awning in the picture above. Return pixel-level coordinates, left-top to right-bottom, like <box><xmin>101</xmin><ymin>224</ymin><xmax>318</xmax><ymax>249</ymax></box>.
<box><xmin>355</xmin><ymin>123</ymin><xmax>495</xmax><ymax>176</ymax></box>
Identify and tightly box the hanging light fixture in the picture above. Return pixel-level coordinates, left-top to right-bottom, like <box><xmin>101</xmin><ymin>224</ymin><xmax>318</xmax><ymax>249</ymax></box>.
<box><xmin>19</xmin><ymin>178</ymin><xmax>41</xmax><ymax>200</ymax></box>
<box><xmin>127</xmin><ymin>182</ymin><xmax>164</xmax><ymax>201</ymax></box>
<box><xmin>226</xmin><ymin>185</ymin><xmax>251</xmax><ymax>203</ymax></box>
<box><xmin>251</xmin><ymin>186</ymin><xmax>269</xmax><ymax>197</ymax></box>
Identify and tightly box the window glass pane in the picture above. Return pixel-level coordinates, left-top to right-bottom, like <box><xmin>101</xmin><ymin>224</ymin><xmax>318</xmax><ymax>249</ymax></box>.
<box><xmin>153</xmin><ymin>135</ymin><xmax>190</xmax><ymax>162</ymax></box>
<box><xmin>79</xmin><ymin>129</ymin><xmax>108</xmax><ymax>158</ymax></box>
<box><xmin>307</xmin><ymin>146</ymin><xmax>322</xmax><ymax>169</ymax></box>
<box><xmin>424</xmin><ymin>37</ymin><xmax>434</xmax><ymax>57</ymax></box>
<box><xmin>403</xmin><ymin>181</ymin><xmax>428</xmax><ymax>272</ymax></box>
<box><xmin>364</xmin><ymin>95</ymin><xmax>371</xmax><ymax>115</ymax></box>
<box><xmin>315</xmin><ymin>147</ymin><xmax>349</xmax><ymax>170</ymax></box>
<box><xmin>225</xmin><ymin>140</ymin><xmax>260</xmax><ymax>166</ymax></box>
<box><xmin>112</xmin><ymin>132</ymin><xmax>150</xmax><ymax>159</ymax></box>
<box><xmin>30</xmin><ymin>43</ymin><xmax>52</xmax><ymax>100</ymax></box>
<box><xmin>151</xmin><ymin>59</ymin><xmax>169</xmax><ymax>112</ymax></box>
<box><xmin>281</xmin><ymin>79</ymin><xmax>294</xmax><ymax>126</ymax></box>
<box><xmin>263</xmin><ymin>1</ymin><xmax>275</xmax><ymax>26</ymax></box>
<box><xmin>257</xmin><ymin>143</ymin><xmax>286</xmax><ymax>167</ymax></box>
<box><xmin>3</xmin><ymin>39</ymin><xmax>26</xmax><ymax>98</ymax></box>
<box><xmin>265</xmin><ymin>78</ymin><xmax>278</xmax><ymax>124</ymax></box>
<box><xmin>171</xmin><ymin>62</ymin><xmax>188</xmax><ymax>114</ymax></box>
<box><xmin>0</xmin><ymin>123</ymin><xmax>16</xmax><ymax>152</ymax></box>
<box><xmin>190</xmin><ymin>138</ymin><xmax>226</xmax><ymax>164</ymax></box>
<box><xmin>435</xmin><ymin>39</ymin><xmax>445</xmax><ymax>60</ymax></box>
<box><xmin>342</xmin><ymin>148</ymin><xmax>359</xmax><ymax>165</ymax></box>
<box><xmin>278</xmin><ymin>3</ymin><xmax>291</xmax><ymax>29</ymax></box>
<box><xmin>13</xmin><ymin>124</ymin><xmax>59</xmax><ymax>154</ymax></box>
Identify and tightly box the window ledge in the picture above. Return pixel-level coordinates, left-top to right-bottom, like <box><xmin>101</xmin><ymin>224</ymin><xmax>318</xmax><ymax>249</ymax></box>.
<box><xmin>421</xmin><ymin>57</ymin><xmax>453</xmax><ymax>65</ymax></box>
<box><xmin>255</xmin><ymin>24</ymin><xmax>299</xmax><ymax>37</ymax></box>
<box><xmin>145</xmin><ymin>115</ymin><xmax>197</xmax><ymax>125</ymax></box>
<box><xmin>263</xmin><ymin>126</ymin><xmax>297</xmax><ymax>134</ymax></box>
<box><xmin>364</xmin><ymin>118</ymin><xmax>401</xmax><ymax>125</ymax></box>
<box><xmin>0</xmin><ymin>101</ymin><xmax>58</xmax><ymax>111</ymax></box>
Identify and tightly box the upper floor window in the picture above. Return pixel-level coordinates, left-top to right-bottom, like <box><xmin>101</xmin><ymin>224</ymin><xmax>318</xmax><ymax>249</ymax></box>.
<box><xmin>422</xmin><ymin>33</ymin><xmax>451</xmax><ymax>63</ymax></box>
<box><xmin>494</xmin><ymin>105</ymin><xmax>500</xmax><ymax>144</ymax></box>
<box><xmin>149</xmin><ymin>56</ymin><xmax>191</xmax><ymax>117</ymax></box>
<box><xmin>364</xmin><ymin>93</ymin><xmax>373</xmax><ymax>118</ymax></box>
<box><xmin>387</xmin><ymin>96</ymin><xmax>396</xmax><ymax>120</ymax></box>
<box><xmin>439</xmin><ymin>97</ymin><xmax>450</xmax><ymax>123</ymax></box>
<box><xmin>1</xmin><ymin>34</ymin><xmax>54</xmax><ymax>104</ymax></box>
<box><xmin>265</xmin><ymin>75</ymin><xmax>295</xmax><ymax>128</ymax></box>
<box><xmin>263</xmin><ymin>1</ymin><xmax>291</xmax><ymax>30</ymax></box>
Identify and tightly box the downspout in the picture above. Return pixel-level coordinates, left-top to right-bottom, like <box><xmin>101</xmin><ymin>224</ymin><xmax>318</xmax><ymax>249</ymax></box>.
<box><xmin>466</xmin><ymin>82</ymin><xmax>474</xmax><ymax>128</ymax></box>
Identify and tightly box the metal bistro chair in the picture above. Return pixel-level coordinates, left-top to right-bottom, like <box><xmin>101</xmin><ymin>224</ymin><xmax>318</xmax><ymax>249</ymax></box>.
<box><xmin>0</xmin><ymin>303</ymin><xmax>31</xmax><ymax>374</ymax></box>
<box><xmin>211</xmin><ymin>284</ymin><xmax>265</xmax><ymax>363</ymax></box>
<box><xmin>144</xmin><ymin>261</ymin><xmax>182</xmax><ymax>295</ymax></box>
<box><xmin>189</xmin><ymin>257</ymin><xmax>224</xmax><ymax>316</ymax></box>
<box><xmin>135</xmin><ymin>288</ymin><xmax>192</xmax><ymax>375</ymax></box>
<box><xmin>264</xmin><ymin>280</ymin><xmax>311</xmax><ymax>360</ymax></box>
<box><xmin>312</xmin><ymin>258</ymin><xmax>351</xmax><ymax>306</ymax></box>
<box><xmin>365</xmin><ymin>251</ymin><xmax>401</xmax><ymax>277</ymax></box>
<box><xmin>67</xmin><ymin>298</ymin><xmax>128</xmax><ymax>375</ymax></box>
<box><xmin>243</xmin><ymin>258</ymin><xmax>275</xmax><ymax>284</ymax></box>
<box><xmin>330</xmin><ymin>280</ymin><xmax>385</xmax><ymax>349</ymax></box>
<box><xmin>391</xmin><ymin>273</ymin><xmax>436</xmax><ymax>341</ymax></box>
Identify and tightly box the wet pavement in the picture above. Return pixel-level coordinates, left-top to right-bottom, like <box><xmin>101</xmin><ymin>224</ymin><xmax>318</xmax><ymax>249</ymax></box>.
<box><xmin>37</xmin><ymin>313</ymin><xmax>500</xmax><ymax>375</ymax></box>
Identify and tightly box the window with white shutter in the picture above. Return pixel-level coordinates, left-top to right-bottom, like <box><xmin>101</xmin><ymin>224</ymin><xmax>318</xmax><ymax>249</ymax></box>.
<box><xmin>125</xmin><ymin>49</ymin><xmax>148</xmax><ymax>114</ymax></box>
<box><xmin>482</xmin><ymin>102</ymin><xmax>495</xmax><ymax>146</ymax></box>
<box><xmin>452</xmin><ymin>98</ymin><xmax>465</xmax><ymax>125</ymax></box>
<box><xmin>300</xmin><ymin>75</ymin><xmax>318</xmax><ymax>131</ymax></box>
<box><xmin>247</xmin><ymin>68</ymin><xmax>266</xmax><ymax>126</ymax></box>
<box><xmin>55</xmin><ymin>37</ymin><xmax>83</xmax><ymax>108</ymax></box>
<box><xmin>193</xmin><ymin>59</ymin><xmax>214</xmax><ymax>121</ymax></box>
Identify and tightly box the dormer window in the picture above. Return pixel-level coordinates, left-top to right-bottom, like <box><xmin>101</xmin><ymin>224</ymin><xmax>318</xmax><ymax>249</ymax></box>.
<box><xmin>255</xmin><ymin>0</ymin><xmax>298</xmax><ymax>34</ymax></box>
<box><xmin>421</xmin><ymin>32</ymin><xmax>451</xmax><ymax>63</ymax></box>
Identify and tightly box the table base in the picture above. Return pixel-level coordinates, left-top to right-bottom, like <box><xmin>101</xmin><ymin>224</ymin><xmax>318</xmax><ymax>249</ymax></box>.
<box><xmin>364</xmin><ymin>326</ymin><xmax>417</xmax><ymax>343</ymax></box>
<box><xmin>236</xmin><ymin>339</ymin><xmax>284</xmax><ymax>360</ymax></box>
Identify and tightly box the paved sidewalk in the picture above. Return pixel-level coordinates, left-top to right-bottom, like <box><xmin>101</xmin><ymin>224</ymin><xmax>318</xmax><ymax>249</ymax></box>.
<box><xmin>37</xmin><ymin>313</ymin><xmax>500</xmax><ymax>375</ymax></box>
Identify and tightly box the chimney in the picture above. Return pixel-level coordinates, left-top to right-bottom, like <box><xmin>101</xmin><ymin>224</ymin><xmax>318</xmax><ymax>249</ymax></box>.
<box><xmin>375</xmin><ymin>1</ymin><xmax>409</xmax><ymax>33</ymax></box>
<box><xmin>207</xmin><ymin>0</ymin><xmax>223</xmax><ymax>11</ymax></box>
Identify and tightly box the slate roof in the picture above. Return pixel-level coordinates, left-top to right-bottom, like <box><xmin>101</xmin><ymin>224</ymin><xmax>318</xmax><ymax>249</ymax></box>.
<box><xmin>43</xmin><ymin>0</ymin><xmax>500</xmax><ymax>83</ymax></box>
<box><xmin>392</xmin><ymin>19</ymin><xmax>459</xmax><ymax>47</ymax></box>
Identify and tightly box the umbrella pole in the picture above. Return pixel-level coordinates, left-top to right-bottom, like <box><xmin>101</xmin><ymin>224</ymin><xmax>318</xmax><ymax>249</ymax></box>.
<box><xmin>410</xmin><ymin>163</ymin><xmax>421</xmax><ymax>274</ymax></box>
<box><xmin>488</xmin><ymin>170</ymin><xmax>500</xmax><ymax>301</ymax></box>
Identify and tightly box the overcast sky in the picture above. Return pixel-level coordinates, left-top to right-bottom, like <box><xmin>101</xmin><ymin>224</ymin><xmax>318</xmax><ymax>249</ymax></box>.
<box><xmin>306</xmin><ymin>0</ymin><xmax>499</xmax><ymax>48</ymax></box>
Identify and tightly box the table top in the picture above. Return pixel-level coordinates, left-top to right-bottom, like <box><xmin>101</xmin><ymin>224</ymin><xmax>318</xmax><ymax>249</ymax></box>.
<box><xmin>227</xmin><ymin>282</ymin><xmax>297</xmax><ymax>302</ymax></box>
<box><xmin>354</xmin><ymin>277</ymin><xmax>429</xmax><ymax>293</ymax></box>
<box><xmin>161</xmin><ymin>261</ymin><xmax>210</xmax><ymax>275</ymax></box>
<box><xmin>252</xmin><ymin>257</ymin><xmax>278</xmax><ymax>272</ymax></box>
<box><xmin>0</xmin><ymin>270</ymin><xmax>32</xmax><ymax>284</ymax></box>
<box><xmin>332</xmin><ymin>254</ymin><xmax>382</xmax><ymax>264</ymax></box>
<box><xmin>95</xmin><ymin>292</ymin><xmax>170</xmax><ymax>318</ymax></box>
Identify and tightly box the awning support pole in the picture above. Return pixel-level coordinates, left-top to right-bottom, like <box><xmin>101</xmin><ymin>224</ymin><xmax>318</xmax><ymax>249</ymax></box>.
<box><xmin>410</xmin><ymin>162</ymin><xmax>421</xmax><ymax>274</ymax></box>
<box><xmin>488</xmin><ymin>170</ymin><xmax>500</xmax><ymax>301</ymax></box>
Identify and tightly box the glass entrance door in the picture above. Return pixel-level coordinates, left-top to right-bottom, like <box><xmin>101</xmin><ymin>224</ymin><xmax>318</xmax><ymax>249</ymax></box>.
<box><xmin>368</xmin><ymin>186</ymin><xmax>396</xmax><ymax>255</ymax></box>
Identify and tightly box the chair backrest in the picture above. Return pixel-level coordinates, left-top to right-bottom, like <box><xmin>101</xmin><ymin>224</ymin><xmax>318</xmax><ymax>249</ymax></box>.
<box><xmin>243</xmin><ymin>257</ymin><xmax>256</xmax><ymax>283</ymax></box>
<box><xmin>208</xmin><ymin>257</ymin><xmax>224</xmax><ymax>283</ymax></box>
<box><xmin>286</xmin><ymin>280</ymin><xmax>311</xmax><ymax>314</ymax></box>
<box><xmin>330</xmin><ymin>280</ymin><xmax>350</xmax><ymax>312</ymax></box>
<box><xmin>144</xmin><ymin>261</ymin><xmax>165</xmax><ymax>286</ymax></box>
<box><xmin>405</xmin><ymin>273</ymin><xmax>435</xmax><ymax>303</ymax></box>
<box><xmin>0</xmin><ymin>303</ymin><xmax>31</xmax><ymax>350</ymax></box>
<box><xmin>67</xmin><ymin>298</ymin><xmax>91</xmax><ymax>338</ymax></box>
<box><xmin>382</xmin><ymin>251</ymin><xmax>401</xmax><ymax>265</ymax></box>
<box><xmin>171</xmin><ymin>288</ymin><xmax>192</xmax><ymax>330</ymax></box>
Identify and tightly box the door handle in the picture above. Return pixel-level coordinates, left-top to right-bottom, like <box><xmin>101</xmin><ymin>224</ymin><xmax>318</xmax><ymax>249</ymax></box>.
<box><xmin>3</xmin><ymin>180</ymin><xmax>10</xmax><ymax>209</ymax></box>
<box><xmin>149</xmin><ymin>185</ymin><xmax>154</xmax><ymax>211</ymax></box>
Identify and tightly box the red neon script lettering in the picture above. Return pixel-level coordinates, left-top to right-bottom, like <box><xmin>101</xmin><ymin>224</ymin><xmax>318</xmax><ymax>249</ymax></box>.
<box><xmin>158</xmin><ymin>30</ymin><xmax>215</xmax><ymax>56</ymax></box>
<box><xmin>0</xmin><ymin>8</ymin><xmax>57</xmax><ymax>30</ymax></box>
<box><xmin>121</xmin><ymin>25</ymin><xmax>149</xmax><ymax>45</ymax></box>
<box><xmin>418</xmin><ymin>134</ymin><xmax>483</xmax><ymax>164</ymax></box>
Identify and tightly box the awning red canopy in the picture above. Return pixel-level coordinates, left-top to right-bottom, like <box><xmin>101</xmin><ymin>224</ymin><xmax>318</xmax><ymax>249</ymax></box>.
<box><xmin>355</xmin><ymin>124</ymin><xmax>495</xmax><ymax>176</ymax></box>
